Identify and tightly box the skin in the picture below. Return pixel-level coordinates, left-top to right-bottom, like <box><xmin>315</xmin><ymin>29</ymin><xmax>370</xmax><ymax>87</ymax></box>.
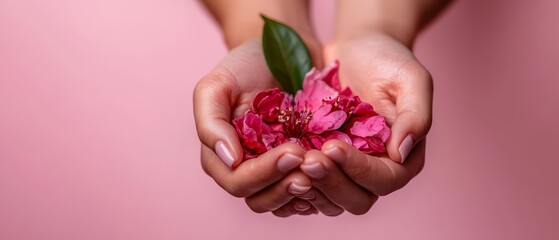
<box><xmin>195</xmin><ymin>0</ymin><xmax>452</xmax><ymax>217</ymax></box>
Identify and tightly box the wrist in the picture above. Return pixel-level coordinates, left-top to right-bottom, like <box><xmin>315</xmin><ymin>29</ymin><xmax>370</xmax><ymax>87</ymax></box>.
<box><xmin>222</xmin><ymin>16</ymin><xmax>322</xmax><ymax>68</ymax></box>
<box><xmin>222</xmin><ymin>21</ymin><xmax>317</xmax><ymax>51</ymax></box>
<box><xmin>218</xmin><ymin>3</ymin><xmax>316</xmax><ymax>49</ymax></box>
<box><xmin>334</xmin><ymin>0</ymin><xmax>426</xmax><ymax>49</ymax></box>
<box><xmin>335</xmin><ymin>22</ymin><xmax>418</xmax><ymax>49</ymax></box>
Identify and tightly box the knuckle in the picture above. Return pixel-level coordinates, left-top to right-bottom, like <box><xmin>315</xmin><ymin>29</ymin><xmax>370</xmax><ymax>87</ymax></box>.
<box><xmin>347</xmin><ymin>160</ymin><xmax>374</xmax><ymax>183</ymax></box>
<box><xmin>401</xmin><ymin>61</ymin><xmax>431</xmax><ymax>82</ymax></box>
<box><xmin>248</xmin><ymin>161</ymin><xmax>272</xmax><ymax>185</ymax></box>
<box><xmin>413</xmin><ymin>112</ymin><xmax>432</xmax><ymax>136</ymax></box>
<box><xmin>194</xmin><ymin>70</ymin><xmax>235</xmax><ymax>103</ymax></box>
<box><xmin>423</xmin><ymin>117</ymin><xmax>433</xmax><ymax>135</ymax></box>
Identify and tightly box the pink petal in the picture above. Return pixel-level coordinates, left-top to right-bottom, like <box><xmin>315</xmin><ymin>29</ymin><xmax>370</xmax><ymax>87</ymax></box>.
<box><xmin>253</xmin><ymin>88</ymin><xmax>291</xmax><ymax>122</ymax></box>
<box><xmin>320</xmin><ymin>61</ymin><xmax>340</xmax><ymax>90</ymax></box>
<box><xmin>232</xmin><ymin>112</ymin><xmax>273</xmax><ymax>160</ymax></box>
<box><xmin>321</xmin><ymin>60</ymin><xmax>352</xmax><ymax>95</ymax></box>
<box><xmin>353</xmin><ymin>102</ymin><xmax>376</xmax><ymax>116</ymax></box>
<box><xmin>301</xmin><ymin>131</ymin><xmax>352</xmax><ymax>150</ymax></box>
<box><xmin>295</xmin><ymin>68</ymin><xmax>338</xmax><ymax>112</ymax></box>
<box><xmin>352</xmin><ymin>137</ymin><xmax>367</xmax><ymax>149</ymax></box>
<box><xmin>323</xmin><ymin>131</ymin><xmax>352</xmax><ymax>145</ymax></box>
<box><xmin>307</xmin><ymin>105</ymin><xmax>348</xmax><ymax>134</ymax></box>
<box><xmin>350</xmin><ymin>116</ymin><xmax>388</xmax><ymax>138</ymax></box>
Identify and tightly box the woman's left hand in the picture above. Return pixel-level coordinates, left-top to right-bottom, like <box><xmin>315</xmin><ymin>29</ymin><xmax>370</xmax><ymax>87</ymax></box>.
<box><xmin>293</xmin><ymin>32</ymin><xmax>433</xmax><ymax>215</ymax></box>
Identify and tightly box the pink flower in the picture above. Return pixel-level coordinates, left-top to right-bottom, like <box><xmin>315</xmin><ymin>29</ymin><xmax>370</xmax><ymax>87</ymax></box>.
<box><xmin>294</xmin><ymin>68</ymin><xmax>338</xmax><ymax>112</ymax></box>
<box><xmin>345</xmin><ymin>115</ymin><xmax>391</xmax><ymax>153</ymax></box>
<box><xmin>233</xmin><ymin>112</ymin><xmax>275</xmax><ymax>159</ymax></box>
<box><xmin>232</xmin><ymin>60</ymin><xmax>391</xmax><ymax>160</ymax></box>
<box><xmin>253</xmin><ymin>89</ymin><xmax>291</xmax><ymax>122</ymax></box>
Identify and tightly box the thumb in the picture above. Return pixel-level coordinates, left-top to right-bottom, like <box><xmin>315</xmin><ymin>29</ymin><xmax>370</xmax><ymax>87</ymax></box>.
<box><xmin>323</xmin><ymin>41</ymin><xmax>339</xmax><ymax>66</ymax></box>
<box><xmin>193</xmin><ymin>69</ymin><xmax>243</xmax><ymax>168</ymax></box>
<box><xmin>386</xmin><ymin>67</ymin><xmax>433</xmax><ymax>163</ymax></box>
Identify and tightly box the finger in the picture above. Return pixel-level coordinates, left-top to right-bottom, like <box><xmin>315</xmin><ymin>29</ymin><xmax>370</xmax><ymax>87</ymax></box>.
<box><xmin>296</xmin><ymin>188</ymin><xmax>344</xmax><ymax>217</ymax></box>
<box><xmin>193</xmin><ymin>40</ymin><xmax>274</xmax><ymax>168</ymax></box>
<box><xmin>194</xmin><ymin>69</ymin><xmax>244</xmax><ymax>168</ymax></box>
<box><xmin>300</xmin><ymin>150</ymin><xmax>378</xmax><ymax>215</ymax></box>
<box><xmin>323</xmin><ymin>41</ymin><xmax>339</xmax><ymax>66</ymax></box>
<box><xmin>201</xmin><ymin>142</ymin><xmax>305</xmax><ymax>198</ymax></box>
<box><xmin>386</xmin><ymin>62</ymin><xmax>433</xmax><ymax>163</ymax></box>
<box><xmin>272</xmin><ymin>199</ymin><xmax>316</xmax><ymax>218</ymax></box>
<box><xmin>303</xmin><ymin>37</ymin><xmax>324</xmax><ymax>69</ymax></box>
<box><xmin>321</xmin><ymin>139</ymin><xmax>425</xmax><ymax>196</ymax></box>
<box><xmin>298</xmin><ymin>206</ymin><xmax>319</xmax><ymax>216</ymax></box>
<box><xmin>244</xmin><ymin>170</ymin><xmax>311</xmax><ymax>213</ymax></box>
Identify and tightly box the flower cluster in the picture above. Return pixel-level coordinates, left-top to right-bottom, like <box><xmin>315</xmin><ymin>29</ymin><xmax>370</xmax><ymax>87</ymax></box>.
<box><xmin>233</xmin><ymin>61</ymin><xmax>391</xmax><ymax>160</ymax></box>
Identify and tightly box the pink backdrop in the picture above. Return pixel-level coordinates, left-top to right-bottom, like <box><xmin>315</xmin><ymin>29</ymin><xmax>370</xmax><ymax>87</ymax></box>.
<box><xmin>1</xmin><ymin>0</ymin><xmax>558</xmax><ymax>239</ymax></box>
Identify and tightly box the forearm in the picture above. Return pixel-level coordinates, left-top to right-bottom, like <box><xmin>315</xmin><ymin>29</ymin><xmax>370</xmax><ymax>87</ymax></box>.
<box><xmin>201</xmin><ymin>0</ymin><xmax>315</xmax><ymax>49</ymax></box>
<box><xmin>335</xmin><ymin>0</ymin><xmax>453</xmax><ymax>47</ymax></box>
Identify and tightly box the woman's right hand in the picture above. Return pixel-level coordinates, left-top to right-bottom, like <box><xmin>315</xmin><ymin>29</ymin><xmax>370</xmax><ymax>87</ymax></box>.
<box><xmin>194</xmin><ymin>39</ymin><xmax>343</xmax><ymax>216</ymax></box>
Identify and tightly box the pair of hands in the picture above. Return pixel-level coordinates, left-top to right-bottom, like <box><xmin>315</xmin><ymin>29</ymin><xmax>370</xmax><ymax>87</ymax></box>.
<box><xmin>193</xmin><ymin>32</ymin><xmax>432</xmax><ymax>217</ymax></box>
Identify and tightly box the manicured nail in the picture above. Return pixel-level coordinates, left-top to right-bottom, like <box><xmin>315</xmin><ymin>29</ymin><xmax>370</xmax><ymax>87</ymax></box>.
<box><xmin>288</xmin><ymin>182</ymin><xmax>311</xmax><ymax>195</ymax></box>
<box><xmin>293</xmin><ymin>202</ymin><xmax>310</xmax><ymax>212</ymax></box>
<box><xmin>300</xmin><ymin>162</ymin><xmax>326</xmax><ymax>179</ymax></box>
<box><xmin>323</xmin><ymin>146</ymin><xmax>346</xmax><ymax>165</ymax></box>
<box><xmin>215</xmin><ymin>140</ymin><xmax>235</xmax><ymax>168</ymax></box>
<box><xmin>399</xmin><ymin>134</ymin><xmax>414</xmax><ymax>163</ymax></box>
<box><xmin>277</xmin><ymin>153</ymin><xmax>303</xmax><ymax>172</ymax></box>
<box><xmin>299</xmin><ymin>191</ymin><xmax>316</xmax><ymax>201</ymax></box>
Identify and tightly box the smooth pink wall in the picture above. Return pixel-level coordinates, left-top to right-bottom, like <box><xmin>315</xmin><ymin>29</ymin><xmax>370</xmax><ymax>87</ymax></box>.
<box><xmin>1</xmin><ymin>0</ymin><xmax>557</xmax><ymax>239</ymax></box>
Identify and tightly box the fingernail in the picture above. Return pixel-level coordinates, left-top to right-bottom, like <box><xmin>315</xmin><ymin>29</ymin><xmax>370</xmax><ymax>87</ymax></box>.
<box><xmin>323</xmin><ymin>146</ymin><xmax>346</xmax><ymax>165</ymax></box>
<box><xmin>399</xmin><ymin>134</ymin><xmax>414</xmax><ymax>163</ymax></box>
<box><xmin>299</xmin><ymin>191</ymin><xmax>316</xmax><ymax>201</ymax></box>
<box><xmin>277</xmin><ymin>153</ymin><xmax>303</xmax><ymax>172</ymax></box>
<box><xmin>293</xmin><ymin>202</ymin><xmax>310</xmax><ymax>212</ymax></box>
<box><xmin>215</xmin><ymin>140</ymin><xmax>235</xmax><ymax>168</ymax></box>
<box><xmin>288</xmin><ymin>182</ymin><xmax>311</xmax><ymax>195</ymax></box>
<box><xmin>300</xmin><ymin>162</ymin><xmax>326</xmax><ymax>179</ymax></box>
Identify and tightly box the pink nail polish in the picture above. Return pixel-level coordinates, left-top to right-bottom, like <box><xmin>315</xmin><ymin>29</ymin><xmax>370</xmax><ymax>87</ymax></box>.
<box><xmin>215</xmin><ymin>141</ymin><xmax>235</xmax><ymax>167</ymax></box>
<box><xmin>300</xmin><ymin>162</ymin><xmax>326</xmax><ymax>179</ymax></box>
<box><xmin>323</xmin><ymin>146</ymin><xmax>346</xmax><ymax>165</ymax></box>
<box><xmin>288</xmin><ymin>182</ymin><xmax>311</xmax><ymax>195</ymax></box>
<box><xmin>277</xmin><ymin>153</ymin><xmax>303</xmax><ymax>172</ymax></box>
<box><xmin>299</xmin><ymin>191</ymin><xmax>316</xmax><ymax>201</ymax></box>
<box><xmin>399</xmin><ymin>134</ymin><xmax>414</xmax><ymax>163</ymax></box>
<box><xmin>293</xmin><ymin>202</ymin><xmax>310</xmax><ymax>212</ymax></box>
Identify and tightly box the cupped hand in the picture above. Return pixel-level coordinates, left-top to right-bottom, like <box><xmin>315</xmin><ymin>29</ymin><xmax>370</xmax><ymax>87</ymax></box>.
<box><xmin>294</xmin><ymin>32</ymin><xmax>433</xmax><ymax>215</ymax></box>
<box><xmin>194</xmin><ymin>39</ymin><xmax>340</xmax><ymax>216</ymax></box>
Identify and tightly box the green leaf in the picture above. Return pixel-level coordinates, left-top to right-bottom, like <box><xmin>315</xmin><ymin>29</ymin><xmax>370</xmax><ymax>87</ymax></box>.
<box><xmin>261</xmin><ymin>15</ymin><xmax>312</xmax><ymax>94</ymax></box>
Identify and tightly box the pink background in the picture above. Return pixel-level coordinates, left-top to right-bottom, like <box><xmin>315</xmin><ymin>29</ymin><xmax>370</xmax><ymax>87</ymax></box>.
<box><xmin>1</xmin><ymin>0</ymin><xmax>558</xmax><ymax>239</ymax></box>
